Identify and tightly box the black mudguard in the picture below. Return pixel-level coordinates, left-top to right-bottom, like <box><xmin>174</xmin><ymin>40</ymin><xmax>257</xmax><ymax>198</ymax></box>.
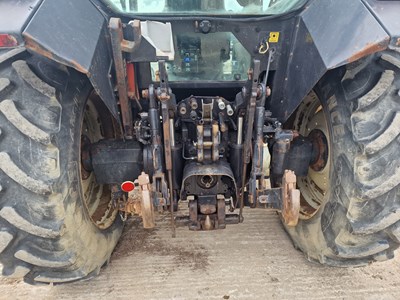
<box><xmin>0</xmin><ymin>0</ymin><xmax>42</xmax><ymax>45</ymax></box>
<box><xmin>363</xmin><ymin>0</ymin><xmax>400</xmax><ymax>48</ymax></box>
<box><xmin>269</xmin><ymin>0</ymin><xmax>397</xmax><ymax>122</ymax></box>
<box><xmin>2</xmin><ymin>0</ymin><xmax>399</xmax><ymax>124</ymax></box>
<box><xmin>21</xmin><ymin>0</ymin><xmax>119</xmax><ymax>120</ymax></box>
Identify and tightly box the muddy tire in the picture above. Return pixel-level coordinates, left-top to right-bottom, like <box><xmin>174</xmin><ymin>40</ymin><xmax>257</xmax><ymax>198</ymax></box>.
<box><xmin>286</xmin><ymin>49</ymin><xmax>400</xmax><ymax>266</ymax></box>
<box><xmin>0</xmin><ymin>50</ymin><xmax>123</xmax><ymax>283</ymax></box>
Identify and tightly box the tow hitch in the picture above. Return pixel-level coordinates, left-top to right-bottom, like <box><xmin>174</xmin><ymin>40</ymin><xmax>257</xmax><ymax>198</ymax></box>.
<box><xmin>116</xmin><ymin>168</ymin><xmax>300</xmax><ymax>230</ymax></box>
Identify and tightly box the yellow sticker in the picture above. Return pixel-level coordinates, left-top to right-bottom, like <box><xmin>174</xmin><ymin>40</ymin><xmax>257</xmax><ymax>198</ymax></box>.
<box><xmin>269</xmin><ymin>32</ymin><xmax>280</xmax><ymax>43</ymax></box>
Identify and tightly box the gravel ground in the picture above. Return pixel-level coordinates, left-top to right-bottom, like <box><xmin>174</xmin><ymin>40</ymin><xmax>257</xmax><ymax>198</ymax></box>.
<box><xmin>1</xmin><ymin>209</ymin><xmax>400</xmax><ymax>300</ymax></box>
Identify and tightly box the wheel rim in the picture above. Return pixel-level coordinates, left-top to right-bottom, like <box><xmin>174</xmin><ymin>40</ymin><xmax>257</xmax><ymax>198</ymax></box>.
<box><xmin>293</xmin><ymin>91</ymin><xmax>331</xmax><ymax>220</ymax></box>
<box><xmin>80</xmin><ymin>92</ymin><xmax>118</xmax><ymax>229</ymax></box>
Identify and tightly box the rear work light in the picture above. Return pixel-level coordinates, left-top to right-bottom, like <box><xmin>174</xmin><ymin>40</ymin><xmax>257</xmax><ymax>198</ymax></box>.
<box><xmin>0</xmin><ymin>34</ymin><xmax>18</xmax><ymax>48</ymax></box>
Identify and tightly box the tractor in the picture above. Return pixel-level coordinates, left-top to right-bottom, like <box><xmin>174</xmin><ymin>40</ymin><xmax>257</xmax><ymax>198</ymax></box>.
<box><xmin>0</xmin><ymin>0</ymin><xmax>399</xmax><ymax>283</ymax></box>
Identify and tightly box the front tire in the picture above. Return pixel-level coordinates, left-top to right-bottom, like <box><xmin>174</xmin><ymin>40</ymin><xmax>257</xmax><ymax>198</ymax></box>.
<box><xmin>0</xmin><ymin>51</ymin><xmax>123</xmax><ymax>283</ymax></box>
<box><xmin>285</xmin><ymin>49</ymin><xmax>400</xmax><ymax>266</ymax></box>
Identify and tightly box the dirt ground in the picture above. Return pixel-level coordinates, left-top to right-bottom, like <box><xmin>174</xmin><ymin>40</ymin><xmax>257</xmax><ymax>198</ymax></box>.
<box><xmin>1</xmin><ymin>208</ymin><xmax>400</xmax><ymax>300</ymax></box>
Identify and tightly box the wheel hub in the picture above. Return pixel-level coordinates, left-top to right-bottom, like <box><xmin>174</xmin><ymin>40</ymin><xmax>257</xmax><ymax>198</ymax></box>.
<box><xmin>309</xmin><ymin>129</ymin><xmax>329</xmax><ymax>172</ymax></box>
<box><xmin>80</xmin><ymin>93</ymin><xmax>118</xmax><ymax>229</ymax></box>
<box><xmin>293</xmin><ymin>91</ymin><xmax>331</xmax><ymax>220</ymax></box>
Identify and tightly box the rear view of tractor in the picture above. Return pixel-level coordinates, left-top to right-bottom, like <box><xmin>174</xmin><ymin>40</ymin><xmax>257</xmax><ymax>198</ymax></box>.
<box><xmin>0</xmin><ymin>0</ymin><xmax>399</xmax><ymax>283</ymax></box>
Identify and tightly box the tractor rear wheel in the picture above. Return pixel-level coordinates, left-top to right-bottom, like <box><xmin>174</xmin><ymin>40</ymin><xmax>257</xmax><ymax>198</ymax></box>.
<box><xmin>285</xmin><ymin>49</ymin><xmax>400</xmax><ymax>266</ymax></box>
<box><xmin>0</xmin><ymin>51</ymin><xmax>123</xmax><ymax>283</ymax></box>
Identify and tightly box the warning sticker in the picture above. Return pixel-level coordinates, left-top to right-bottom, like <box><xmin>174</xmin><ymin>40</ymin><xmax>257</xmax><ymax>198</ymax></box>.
<box><xmin>269</xmin><ymin>32</ymin><xmax>280</xmax><ymax>43</ymax></box>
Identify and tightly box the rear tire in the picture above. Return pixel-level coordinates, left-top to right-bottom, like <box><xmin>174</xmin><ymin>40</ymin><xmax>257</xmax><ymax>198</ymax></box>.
<box><xmin>0</xmin><ymin>51</ymin><xmax>123</xmax><ymax>283</ymax></box>
<box><xmin>285</xmin><ymin>49</ymin><xmax>400</xmax><ymax>266</ymax></box>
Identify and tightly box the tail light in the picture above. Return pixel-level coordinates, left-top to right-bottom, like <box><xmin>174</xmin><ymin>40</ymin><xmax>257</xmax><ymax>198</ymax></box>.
<box><xmin>0</xmin><ymin>34</ymin><xmax>18</xmax><ymax>48</ymax></box>
<box><xmin>121</xmin><ymin>181</ymin><xmax>136</xmax><ymax>193</ymax></box>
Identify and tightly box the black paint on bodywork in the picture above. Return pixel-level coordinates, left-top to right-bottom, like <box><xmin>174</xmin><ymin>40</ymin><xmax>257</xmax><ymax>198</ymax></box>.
<box><xmin>3</xmin><ymin>0</ymin><xmax>399</xmax><ymax>124</ymax></box>
<box><xmin>22</xmin><ymin>0</ymin><xmax>119</xmax><ymax>120</ymax></box>
<box><xmin>362</xmin><ymin>0</ymin><xmax>400</xmax><ymax>47</ymax></box>
<box><xmin>269</xmin><ymin>0</ymin><xmax>390</xmax><ymax>121</ymax></box>
<box><xmin>0</xmin><ymin>0</ymin><xmax>42</xmax><ymax>45</ymax></box>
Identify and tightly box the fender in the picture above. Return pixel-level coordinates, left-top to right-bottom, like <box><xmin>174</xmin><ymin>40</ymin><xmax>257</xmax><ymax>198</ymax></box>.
<box><xmin>0</xmin><ymin>0</ymin><xmax>42</xmax><ymax>46</ymax></box>
<box><xmin>3</xmin><ymin>0</ymin><xmax>398</xmax><ymax>125</ymax></box>
<box><xmin>269</xmin><ymin>0</ymin><xmax>393</xmax><ymax>122</ymax></box>
<box><xmin>363</xmin><ymin>0</ymin><xmax>400</xmax><ymax>48</ymax></box>
<box><xmin>22</xmin><ymin>0</ymin><xmax>119</xmax><ymax>120</ymax></box>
